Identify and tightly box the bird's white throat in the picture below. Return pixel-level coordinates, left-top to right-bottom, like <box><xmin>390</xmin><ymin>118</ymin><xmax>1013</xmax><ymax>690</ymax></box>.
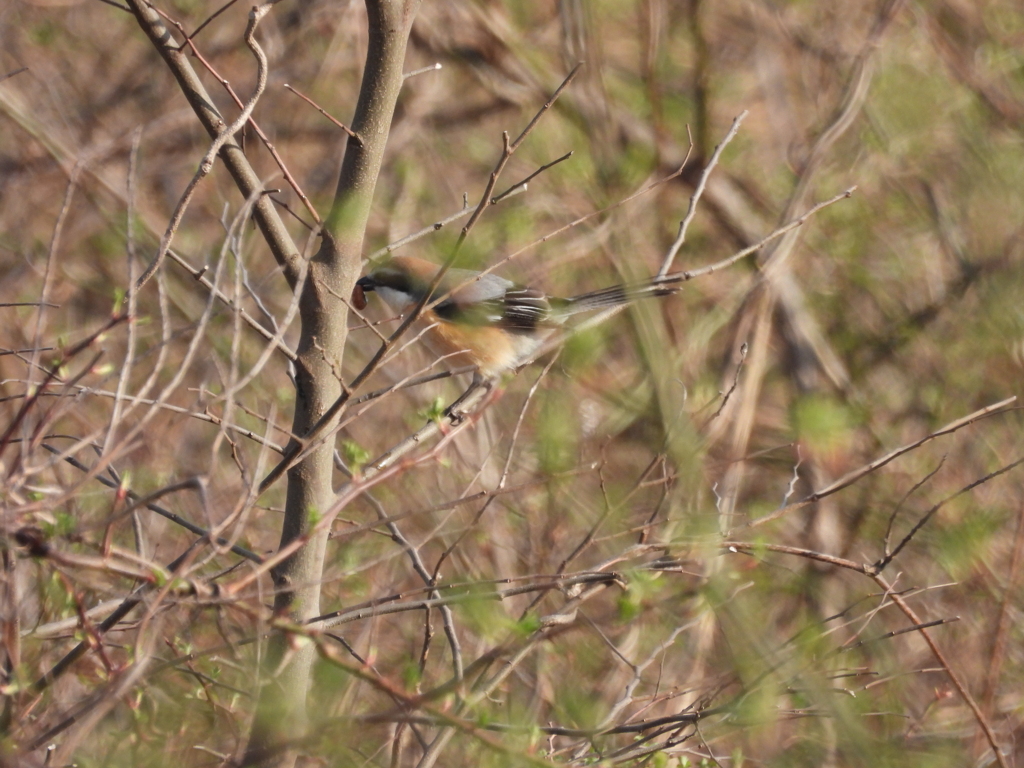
<box><xmin>376</xmin><ymin>286</ymin><xmax>415</xmax><ymax>314</ymax></box>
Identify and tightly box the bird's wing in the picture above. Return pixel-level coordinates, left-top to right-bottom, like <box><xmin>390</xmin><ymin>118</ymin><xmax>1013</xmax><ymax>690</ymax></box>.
<box><xmin>436</xmin><ymin>275</ymin><xmax>555</xmax><ymax>332</ymax></box>
<box><xmin>493</xmin><ymin>287</ymin><xmax>555</xmax><ymax>331</ymax></box>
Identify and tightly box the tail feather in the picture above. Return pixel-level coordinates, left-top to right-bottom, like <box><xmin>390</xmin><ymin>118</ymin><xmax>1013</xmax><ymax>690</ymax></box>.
<box><xmin>559</xmin><ymin>275</ymin><xmax>683</xmax><ymax>316</ymax></box>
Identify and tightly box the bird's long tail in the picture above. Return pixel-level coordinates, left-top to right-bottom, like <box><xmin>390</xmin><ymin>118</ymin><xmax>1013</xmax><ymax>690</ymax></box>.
<box><xmin>557</xmin><ymin>273</ymin><xmax>685</xmax><ymax>316</ymax></box>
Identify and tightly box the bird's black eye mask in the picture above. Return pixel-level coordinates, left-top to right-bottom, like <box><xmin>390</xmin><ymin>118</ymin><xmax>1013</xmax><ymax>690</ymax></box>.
<box><xmin>353</xmin><ymin>265</ymin><xmax>435</xmax><ymax>310</ymax></box>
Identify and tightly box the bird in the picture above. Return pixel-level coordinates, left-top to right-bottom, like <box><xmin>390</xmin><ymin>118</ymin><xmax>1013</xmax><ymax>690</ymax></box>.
<box><xmin>354</xmin><ymin>255</ymin><xmax>684</xmax><ymax>383</ymax></box>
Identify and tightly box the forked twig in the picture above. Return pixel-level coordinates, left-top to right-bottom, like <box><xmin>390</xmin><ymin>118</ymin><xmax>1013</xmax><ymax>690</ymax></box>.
<box><xmin>743</xmin><ymin>396</ymin><xmax>1017</xmax><ymax>531</ymax></box>
<box><xmin>658</xmin><ymin>110</ymin><xmax>747</xmax><ymax>277</ymax></box>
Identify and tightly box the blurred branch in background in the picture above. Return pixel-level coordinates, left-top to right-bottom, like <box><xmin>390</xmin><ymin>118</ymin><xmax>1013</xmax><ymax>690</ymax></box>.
<box><xmin>1</xmin><ymin>0</ymin><xmax>1023</xmax><ymax>767</ymax></box>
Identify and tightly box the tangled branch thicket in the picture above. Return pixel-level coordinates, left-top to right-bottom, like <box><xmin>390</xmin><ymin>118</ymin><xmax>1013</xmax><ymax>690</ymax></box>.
<box><xmin>2</xmin><ymin>1</ymin><xmax>1023</xmax><ymax>766</ymax></box>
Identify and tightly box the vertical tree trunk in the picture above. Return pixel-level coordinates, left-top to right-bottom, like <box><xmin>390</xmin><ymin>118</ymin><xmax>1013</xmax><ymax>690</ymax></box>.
<box><xmin>243</xmin><ymin>2</ymin><xmax>421</xmax><ymax>766</ymax></box>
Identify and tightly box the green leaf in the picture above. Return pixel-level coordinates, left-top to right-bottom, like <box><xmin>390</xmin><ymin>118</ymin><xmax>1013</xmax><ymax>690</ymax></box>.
<box><xmin>340</xmin><ymin>439</ymin><xmax>371</xmax><ymax>474</ymax></box>
<box><xmin>416</xmin><ymin>396</ymin><xmax>447</xmax><ymax>425</ymax></box>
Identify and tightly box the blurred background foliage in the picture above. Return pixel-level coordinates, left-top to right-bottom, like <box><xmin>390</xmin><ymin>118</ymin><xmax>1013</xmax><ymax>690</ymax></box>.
<box><xmin>1</xmin><ymin>0</ymin><xmax>1023</xmax><ymax>766</ymax></box>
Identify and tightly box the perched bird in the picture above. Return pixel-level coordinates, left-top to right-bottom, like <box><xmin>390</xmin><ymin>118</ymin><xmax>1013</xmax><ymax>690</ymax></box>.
<box><xmin>354</xmin><ymin>255</ymin><xmax>682</xmax><ymax>379</ymax></box>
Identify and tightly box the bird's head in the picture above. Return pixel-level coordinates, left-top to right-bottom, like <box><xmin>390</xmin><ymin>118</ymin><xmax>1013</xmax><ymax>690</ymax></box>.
<box><xmin>354</xmin><ymin>256</ymin><xmax>440</xmax><ymax>313</ymax></box>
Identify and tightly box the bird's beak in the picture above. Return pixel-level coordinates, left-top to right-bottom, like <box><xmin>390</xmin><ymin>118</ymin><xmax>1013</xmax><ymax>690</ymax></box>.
<box><xmin>356</xmin><ymin>276</ymin><xmax>376</xmax><ymax>293</ymax></box>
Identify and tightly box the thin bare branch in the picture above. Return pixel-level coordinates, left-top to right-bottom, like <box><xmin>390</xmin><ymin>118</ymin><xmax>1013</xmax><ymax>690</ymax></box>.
<box><xmin>744</xmin><ymin>396</ymin><xmax>1017</xmax><ymax>531</ymax></box>
<box><xmin>284</xmin><ymin>83</ymin><xmax>362</xmax><ymax>144</ymax></box>
<box><xmin>658</xmin><ymin>110</ymin><xmax>746</xmax><ymax>277</ymax></box>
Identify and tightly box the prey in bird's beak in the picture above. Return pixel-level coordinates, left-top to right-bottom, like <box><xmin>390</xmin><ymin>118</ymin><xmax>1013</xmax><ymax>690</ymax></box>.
<box><xmin>352</xmin><ymin>275</ymin><xmax>374</xmax><ymax>310</ymax></box>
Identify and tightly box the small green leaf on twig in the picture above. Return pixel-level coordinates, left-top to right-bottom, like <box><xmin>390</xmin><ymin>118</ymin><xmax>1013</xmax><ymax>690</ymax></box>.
<box><xmin>341</xmin><ymin>440</ymin><xmax>371</xmax><ymax>475</ymax></box>
<box><xmin>417</xmin><ymin>396</ymin><xmax>447</xmax><ymax>425</ymax></box>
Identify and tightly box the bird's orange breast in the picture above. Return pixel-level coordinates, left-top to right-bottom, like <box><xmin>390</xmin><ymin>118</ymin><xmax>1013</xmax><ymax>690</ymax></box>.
<box><xmin>420</xmin><ymin>311</ymin><xmax>553</xmax><ymax>377</ymax></box>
